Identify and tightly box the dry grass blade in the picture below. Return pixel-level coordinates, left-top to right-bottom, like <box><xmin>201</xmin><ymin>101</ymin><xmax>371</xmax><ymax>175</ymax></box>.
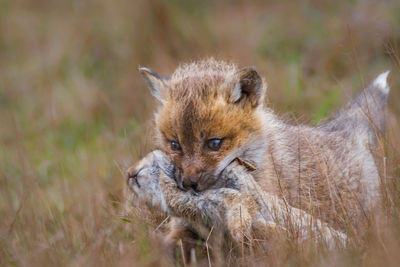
<box><xmin>206</xmin><ymin>226</ymin><xmax>214</xmax><ymax>267</ymax></box>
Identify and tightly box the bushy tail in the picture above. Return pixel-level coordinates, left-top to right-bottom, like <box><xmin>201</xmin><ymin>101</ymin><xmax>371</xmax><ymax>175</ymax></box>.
<box><xmin>321</xmin><ymin>71</ymin><xmax>390</xmax><ymax>144</ymax></box>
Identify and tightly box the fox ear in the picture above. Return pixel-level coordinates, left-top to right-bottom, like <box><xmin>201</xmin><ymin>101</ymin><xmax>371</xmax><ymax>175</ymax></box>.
<box><xmin>139</xmin><ymin>67</ymin><xmax>169</xmax><ymax>102</ymax></box>
<box><xmin>231</xmin><ymin>67</ymin><xmax>264</xmax><ymax>107</ymax></box>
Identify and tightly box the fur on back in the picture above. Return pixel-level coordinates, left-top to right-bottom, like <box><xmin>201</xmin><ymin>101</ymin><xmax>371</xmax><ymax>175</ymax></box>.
<box><xmin>258</xmin><ymin>70</ymin><xmax>390</xmax><ymax>225</ymax></box>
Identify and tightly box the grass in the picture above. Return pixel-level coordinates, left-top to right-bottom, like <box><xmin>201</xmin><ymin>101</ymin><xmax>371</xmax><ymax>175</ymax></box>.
<box><xmin>0</xmin><ymin>0</ymin><xmax>400</xmax><ymax>266</ymax></box>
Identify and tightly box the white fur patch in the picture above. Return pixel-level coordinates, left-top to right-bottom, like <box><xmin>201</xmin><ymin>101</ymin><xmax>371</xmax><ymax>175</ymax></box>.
<box><xmin>373</xmin><ymin>70</ymin><xmax>390</xmax><ymax>94</ymax></box>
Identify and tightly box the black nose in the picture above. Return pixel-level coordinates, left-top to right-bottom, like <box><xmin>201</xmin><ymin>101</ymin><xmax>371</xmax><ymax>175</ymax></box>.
<box><xmin>182</xmin><ymin>178</ymin><xmax>198</xmax><ymax>191</ymax></box>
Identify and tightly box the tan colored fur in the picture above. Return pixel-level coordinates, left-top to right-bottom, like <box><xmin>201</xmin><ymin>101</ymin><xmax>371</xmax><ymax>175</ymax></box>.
<box><xmin>131</xmin><ymin>58</ymin><xmax>389</xmax><ymax>258</ymax></box>
<box><xmin>145</xmin><ymin>59</ymin><xmax>386</xmax><ymax>214</ymax></box>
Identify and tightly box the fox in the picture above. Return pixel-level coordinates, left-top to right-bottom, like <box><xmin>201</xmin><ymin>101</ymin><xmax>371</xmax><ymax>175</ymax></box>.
<box><xmin>127</xmin><ymin>58</ymin><xmax>390</xmax><ymax>257</ymax></box>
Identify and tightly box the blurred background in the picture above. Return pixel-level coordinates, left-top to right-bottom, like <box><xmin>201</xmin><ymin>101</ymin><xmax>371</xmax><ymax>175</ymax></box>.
<box><xmin>1</xmin><ymin>0</ymin><xmax>400</xmax><ymax>266</ymax></box>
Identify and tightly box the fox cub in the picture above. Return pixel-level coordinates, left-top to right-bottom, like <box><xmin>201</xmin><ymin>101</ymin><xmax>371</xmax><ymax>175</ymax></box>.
<box><xmin>128</xmin><ymin>58</ymin><xmax>390</xmax><ymax>253</ymax></box>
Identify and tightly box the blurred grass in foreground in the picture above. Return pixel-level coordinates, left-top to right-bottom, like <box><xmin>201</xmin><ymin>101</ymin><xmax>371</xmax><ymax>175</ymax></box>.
<box><xmin>1</xmin><ymin>0</ymin><xmax>400</xmax><ymax>266</ymax></box>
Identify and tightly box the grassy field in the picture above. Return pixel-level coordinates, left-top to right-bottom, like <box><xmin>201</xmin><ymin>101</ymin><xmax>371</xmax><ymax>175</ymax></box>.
<box><xmin>1</xmin><ymin>0</ymin><xmax>400</xmax><ymax>266</ymax></box>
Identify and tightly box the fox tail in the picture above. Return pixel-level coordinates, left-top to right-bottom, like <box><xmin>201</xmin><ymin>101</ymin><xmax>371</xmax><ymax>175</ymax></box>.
<box><xmin>321</xmin><ymin>71</ymin><xmax>390</xmax><ymax>144</ymax></box>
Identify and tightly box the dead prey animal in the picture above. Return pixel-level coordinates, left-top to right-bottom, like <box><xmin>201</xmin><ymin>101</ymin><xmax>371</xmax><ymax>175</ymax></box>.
<box><xmin>127</xmin><ymin>150</ymin><xmax>346</xmax><ymax>249</ymax></box>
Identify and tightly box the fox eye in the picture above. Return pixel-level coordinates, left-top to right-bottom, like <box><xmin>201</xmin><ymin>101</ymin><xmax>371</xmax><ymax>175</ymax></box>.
<box><xmin>207</xmin><ymin>139</ymin><xmax>223</xmax><ymax>151</ymax></box>
<box><xmin>170</xmin><ymin>141</ymin><xmax>181</xmax><ymax>151</ymax></box>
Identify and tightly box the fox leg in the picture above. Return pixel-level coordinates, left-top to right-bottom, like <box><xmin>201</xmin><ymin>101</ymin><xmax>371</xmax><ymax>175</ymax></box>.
<box><xmin>162</xmin><ymin>217</ymin><xmax>205</xmax><ymax>264</ymax></box>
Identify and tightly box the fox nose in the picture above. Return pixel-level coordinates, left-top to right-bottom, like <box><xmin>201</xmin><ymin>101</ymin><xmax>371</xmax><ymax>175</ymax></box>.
<box><xmin>182</xmin><ymin>178</ymin><xmax>198</xmax><ymax>191</ymax></box>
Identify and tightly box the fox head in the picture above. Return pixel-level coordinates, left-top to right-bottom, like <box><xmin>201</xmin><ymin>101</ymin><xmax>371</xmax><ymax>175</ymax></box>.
<box><xmin>139</xmin><ymin>59</ymin><xmax>267</xmax><ymax>191</ymax></box>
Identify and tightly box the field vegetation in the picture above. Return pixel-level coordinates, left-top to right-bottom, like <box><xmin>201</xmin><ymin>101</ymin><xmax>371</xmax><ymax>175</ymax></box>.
<box><xmin>1</xmin><ymin>0</ymin><xmax>400</xmax><ymax>266</ymax></box>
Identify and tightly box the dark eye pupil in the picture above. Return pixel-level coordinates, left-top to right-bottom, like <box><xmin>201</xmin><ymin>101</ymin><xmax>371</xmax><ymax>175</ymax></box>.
<box><xmin>171</xmin><ymin>141</ymin><xmax>181</xmax><ymax>151</ymax></box>
<box><xmin>207</xmin><ymin>139</ymin><xmax>222</xmax><ymax>151</ymax></box>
